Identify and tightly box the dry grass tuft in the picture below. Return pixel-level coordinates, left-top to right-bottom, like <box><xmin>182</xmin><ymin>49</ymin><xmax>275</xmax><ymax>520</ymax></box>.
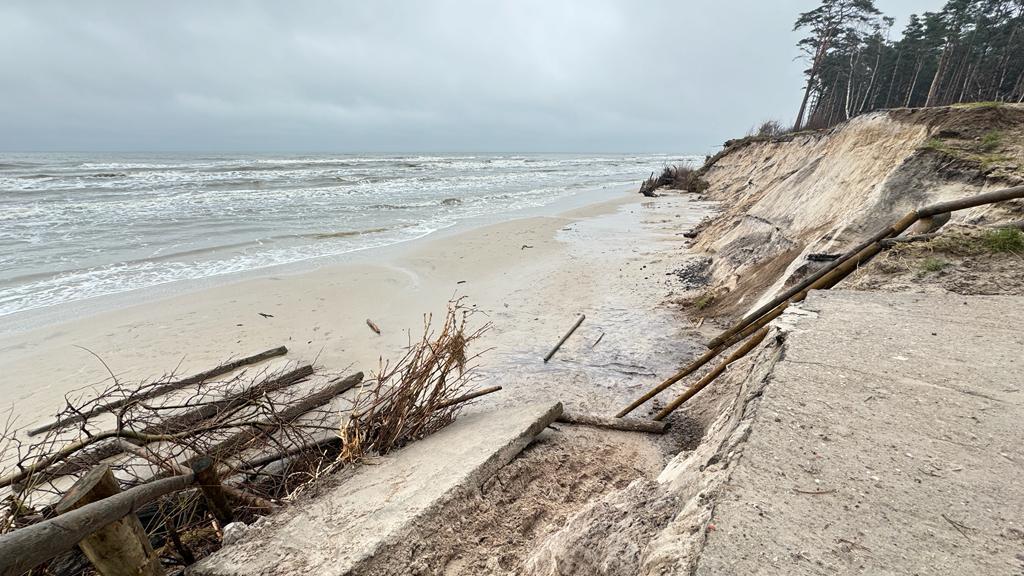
<box><xmin>338</xmin><ymin>298</ymin><xmax>491</xmax><ymax>463</ymax></box>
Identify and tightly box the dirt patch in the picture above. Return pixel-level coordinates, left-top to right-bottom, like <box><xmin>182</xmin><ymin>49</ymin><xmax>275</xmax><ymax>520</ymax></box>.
<box><xmin>356</xmin><ymin>426</ymin><xmax>672</xmax><ymax>576</ymax></box>
<box><xmin>846</xmin><ymin>225</ymin><xmax>1024</xmax><ymax>295</ymax></box>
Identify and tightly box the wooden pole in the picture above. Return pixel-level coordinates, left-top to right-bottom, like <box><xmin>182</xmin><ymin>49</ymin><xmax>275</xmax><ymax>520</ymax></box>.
<box><xmin>653</xmin><ymin>327</ymin><xmax>770</xmax><ymax>421</ymax></box>
<box><xmin>620</xmin><ymin>185</ymin><xmax>1024</xmax><ymax>419</ymax></box>
<box><xmin>191</xmin><ymin>457</ymin><xmax>234</xmax><ymax>528</ymax></box>
<box><xmin>543</xmin><ymin>314</ymin><xmax>586</xmax><ymax>363</ymax></box>
<box><xmin>557</xmin><ymin>411</ymin><xmax>668</xmax><ymax>434</ymax></box>
<box><xmin>0</xmin><ymin>471</ymin><xmax>194</xmax><ymax>576</ymax></box>
<box><xmin>53</xmin><ymin>465</ymin><xmax>165</xmax><ymax>576</ymax></box>
<box><xmin>29</xmin><ymin>346</ymin><xmax>289</xmax><ymax>436</ymax></box>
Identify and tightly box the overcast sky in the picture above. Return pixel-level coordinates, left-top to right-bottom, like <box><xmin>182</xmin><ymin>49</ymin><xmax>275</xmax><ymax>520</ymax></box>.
<box><xmin>0</xmin><ymin>1</ymin><xmax>941</xmax><ymax>154</ymax></box>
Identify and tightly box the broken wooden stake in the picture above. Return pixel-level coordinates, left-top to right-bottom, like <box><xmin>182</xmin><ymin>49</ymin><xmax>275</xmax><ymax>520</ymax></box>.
<box><xmin>543</xmin><ymin>314</ymin><xmax>585</xmax><ymax>363</ymax></box>
<box><xmin>54</xmin><ymin>465</ymin><xmax>165</xmax><ymax>576</ymax></box>
<box><xmin>557</xmin><ymin>411</ymin><xmax>667</xmax><ymax>434</ymax></box>
<box><xmin>192</xmin><ymin>457</ymin><xmax>234</xmax><ymax>529</ymax></box>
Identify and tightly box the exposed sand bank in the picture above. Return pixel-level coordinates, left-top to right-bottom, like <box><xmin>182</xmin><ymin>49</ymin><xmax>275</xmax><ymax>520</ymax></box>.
<box><xmin>0</xmin><ymin>189</ymin><xmax>715</xmax><ymax>434</ymax></box>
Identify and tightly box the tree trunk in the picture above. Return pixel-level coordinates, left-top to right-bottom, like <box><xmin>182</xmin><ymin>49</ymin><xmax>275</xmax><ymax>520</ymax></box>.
<box><xmin>926</xmin><ymin>41</ymin><xmax>954</xmax><ymax>106</ymax></box>
<box><xmin>906</xmin><ymin>58</ymin><xmax>923</xmax><ymax>107</ymax></box>
<box><xmin>885</xmin><ymin>48</ymin><xmax>903</xmax><ymax>108</ymax></box>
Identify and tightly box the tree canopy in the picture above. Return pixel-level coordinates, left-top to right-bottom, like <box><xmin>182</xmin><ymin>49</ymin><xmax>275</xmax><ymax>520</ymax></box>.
<box><xmin>793</xmin><ymin>0</ymin><xmax>1024</xmax><ymax>130</ymax></box>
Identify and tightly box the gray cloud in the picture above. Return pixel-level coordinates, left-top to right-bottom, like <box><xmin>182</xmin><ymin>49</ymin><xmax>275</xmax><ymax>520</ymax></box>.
<box><xmin>0</xmin><ymin>0</ymin><xmax>940</xmax><ymax>153</ymax></box>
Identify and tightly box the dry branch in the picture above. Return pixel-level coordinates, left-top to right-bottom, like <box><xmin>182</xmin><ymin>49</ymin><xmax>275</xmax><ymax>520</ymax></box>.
<box><xmin>543</xmin><ymin>314</ymin><xmax>585</xmax><ymax>363</ymax></box>
<box><xmin>28</xmin><ymin>346</ymin><xmax>288</xmax><ymax>437</ymax></box>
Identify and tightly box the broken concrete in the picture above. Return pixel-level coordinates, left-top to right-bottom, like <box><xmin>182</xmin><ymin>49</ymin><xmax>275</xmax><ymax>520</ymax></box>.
<box><xmin>695</xmin><ymin>290</ymin><xmax>1024</xmax><ymax>574</ymax></box>
<box><xmin>190</xmin><ymin>402</ymin><xmax>562</xmax><ymax>576</ymax></box>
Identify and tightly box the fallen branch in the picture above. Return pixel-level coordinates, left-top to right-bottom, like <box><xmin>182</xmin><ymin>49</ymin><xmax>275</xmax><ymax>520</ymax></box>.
<box><xmin>543</xmin><ymin>314</ymin><xmax>585</xmax><ymax>363</ymax></box>
<box><xmin>28</xmin><ymin>346</ymin><xmax>289</xmax><ymax>437</ymax></box>
<box><xmin>366</xmin><ymin>319</ymin><xmax>381</xmax><ymax>335</ymax></box>
<box><xmin>37</xmin><ymin>364</ymin><xmax>315</xmax><ymax>482</ymax></box>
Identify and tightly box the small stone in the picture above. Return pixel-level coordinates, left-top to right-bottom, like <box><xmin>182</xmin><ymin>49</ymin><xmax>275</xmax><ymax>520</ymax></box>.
<box><xmin>222</xmin><ymin>522</ymin><xmax>250</xmax><ymax>546</ymax></box>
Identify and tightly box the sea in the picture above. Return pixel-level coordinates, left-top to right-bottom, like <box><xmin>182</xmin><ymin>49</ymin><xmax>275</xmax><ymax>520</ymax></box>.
<box><xmin>0</xmin><ymin>152</ymin><xmax>698</xmax><ymax>319</ymax></box>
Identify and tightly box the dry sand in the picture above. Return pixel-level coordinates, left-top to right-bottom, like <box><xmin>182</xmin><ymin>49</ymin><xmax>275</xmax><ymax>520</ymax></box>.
<box><xmin>0</xmin><ymin>190</ymin><xmax>716</xmax><ymax>434</ymax></box>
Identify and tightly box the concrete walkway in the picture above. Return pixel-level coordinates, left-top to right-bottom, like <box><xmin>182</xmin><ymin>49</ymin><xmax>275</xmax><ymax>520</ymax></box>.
<box><xmin>192</xmin><ymin>402</ymin><xmax>562</xmax><ymax>576</ymax></box>
<box><xmin>695</xmin><ymin>291</ymin><xmax>1024</xmax><ymax>575</ymax></box>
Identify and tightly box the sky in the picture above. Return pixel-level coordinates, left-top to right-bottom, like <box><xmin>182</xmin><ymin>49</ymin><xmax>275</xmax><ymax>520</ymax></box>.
<box><xmin>0</xmin><ymin>0</ymin><xmax>942</xmax><ymax>154</ymax></box>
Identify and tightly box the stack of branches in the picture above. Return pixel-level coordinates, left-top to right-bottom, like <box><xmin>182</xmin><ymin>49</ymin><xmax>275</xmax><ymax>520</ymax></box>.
<box><xmin>639</xmin><ymin>164</ymin><xmax>709</xmax><ymax>197</ymax></box>
<box><xmin>0</xmin><ymin>355</ymin><xmax>363</xmax><ymax>572</ymax></box>
<box><xmin>0</xmin><ymin>300</ymin><xmax>496</xmax><ymax>574</ymax></box>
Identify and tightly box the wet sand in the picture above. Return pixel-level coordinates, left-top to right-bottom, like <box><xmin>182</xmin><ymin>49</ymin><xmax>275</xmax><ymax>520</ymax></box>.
<box><xmin>0</xmin><ymin>190</ymin><xmax>715</xmax><ymax>431</ymax></box>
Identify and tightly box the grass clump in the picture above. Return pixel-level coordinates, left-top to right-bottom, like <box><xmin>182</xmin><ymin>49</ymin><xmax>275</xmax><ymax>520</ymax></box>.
<box><xmin>952</xmin><ymin>101</ymin><xmax>1004</xmax><ymax>110</ymax></box>
<box><xmin>980</xmin><ymin>130</ymin><xmax>1003</xmax><ymax>152</ymax></box>
<box><xmin>693</xmin><ymin>291</ymin><xmax>715</xmax><ymax>310</ymax></box>
<box><xmin>919</xmin><ymin>257</ymin><xmax>950</xmax><ymax>272</ymax></box>
<box><xmin>982</xmin><ymin>228</ymin><xmax>1024</xmax><ymax>253</ymax></box>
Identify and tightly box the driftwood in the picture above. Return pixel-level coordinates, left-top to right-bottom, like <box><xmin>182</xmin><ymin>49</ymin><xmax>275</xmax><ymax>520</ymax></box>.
<box><xmin>0</xmin><ymin>472</ymin><xmax>196</xmax><ymax>576</ymax></box>
<box><xmin>543</xmin><ymin>314</ymin><xmax>586</xmax><ymax>363</ymax></box>
<box><xmin>28</xmin><ymin>346</ymin><xmax>289</xmax><ymax>437</ymax></box>
<box><xmin>198</xmin><ymin>372</ymin><xmax>364</xmax><ymax>462</ymax></box>
<box><xmin>38</xmin><ymin>364</ymin><xmax>315</xmax><ymax>483</ymax></box>
<box><xmin>557</xmin><ymin>411</ymin><xmax>667</xmax><ymax>434</ymax></box>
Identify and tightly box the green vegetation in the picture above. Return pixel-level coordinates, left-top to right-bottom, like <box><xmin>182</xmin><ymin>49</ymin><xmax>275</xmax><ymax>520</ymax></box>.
<box><xmin>920</xmin><ymin>257</ymin><xmax>950</xmax><ymax>272</ymax></box>
<box><xmin>952</xmin><ymin>101</ymin><xmax>1005</xmax><ymax>110</ymax></box>
<box><xmin>982</xmin><ymin>228</ymin><xmax>1024</xmax><ymax>253</ymax></box>
<box><xmin>980</xmin><ymin>131</ymin><xmax>1003</xmax><ymax>152</ymax></box>
<box><xmin>792</xmin><ymin>1</ymin><xmax>1024</xmax><ymax>131</ymax></box>
<box><xmin>694</xmin><ymin>292</ymin><xmax>716</xmax><ymax>310</ymax></box>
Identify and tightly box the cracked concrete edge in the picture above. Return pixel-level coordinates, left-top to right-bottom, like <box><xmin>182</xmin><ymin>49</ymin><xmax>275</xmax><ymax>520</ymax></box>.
<box><xmin>345</xmin><ymin>401</ymin><xmax>564</xmax><ymax>575</ymax></box>
<box><xmin>640</xmin><ymin>328</ymin><xmax>790</xmax><ymax>575</ymax></box>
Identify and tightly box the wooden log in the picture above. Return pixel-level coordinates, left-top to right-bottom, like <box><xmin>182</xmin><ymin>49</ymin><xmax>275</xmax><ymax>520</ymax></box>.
<box><xmin>199</xmin><ymin>371</ymin><xmax>364</xmax><ymax>461</ymax></box>
<box><xmin>191</xmin><ymin>457</ymin><xmax>233</xmax><ymax>528</ymax></box>
<box><xmin>653</xmin><ymin>326</ymin><xmax>770</xmax><ymax>421</ymax></box>
<box><xmin>29</xmin><ymin>346</ymin><xmax>289</xmax><ymax>436</ymax></box>
<box><xmin>543</xmin><ymin>314</ymin><xmax>586</xmax><ymax>363</ymax></box>
<box><xmin>55</xmin><ymin>465</ymin><xmax>164</xmax><ymax>576</ymax></box>
<box><xmin>41</xmin><ymin>364</ymin><xmax>315</xmax><ymax>482</ymax></box>
<box><xmin>557</xmin><ymin>411</ymin><xmax>667</xmax><ymax>434</ymax></box>
<box><xmin>0</xmin><ymin>471</ymin><xmax>194</xmax><ymax>576</ymax></box>
<box><xmin>117</xmin><ymin>440</ymin><xmax>276</xmax><ymax>512</ymax></box>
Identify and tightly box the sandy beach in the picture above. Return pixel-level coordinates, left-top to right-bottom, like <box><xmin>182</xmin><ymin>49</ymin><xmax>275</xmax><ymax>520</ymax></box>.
<box><xmin>1</xmin><ymin>188</ymin><xmax>715</xmax><ymax>432</ymax></box>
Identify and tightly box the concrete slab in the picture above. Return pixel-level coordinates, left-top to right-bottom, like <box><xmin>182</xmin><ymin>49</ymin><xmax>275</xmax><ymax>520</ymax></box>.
<box><xmin>696</xmin><ymin>291</ymin><xmax>1024</xmax><ymax>575</ymax></box>
<box><xmin>191</xmin><ymin>402</ymin><xmax>562</xmax><ymax>576</ymax></box>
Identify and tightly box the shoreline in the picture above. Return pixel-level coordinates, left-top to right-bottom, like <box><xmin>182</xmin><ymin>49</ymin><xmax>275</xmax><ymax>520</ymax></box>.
<box><xmin>0</xmin><ymin>183</ymin><xmax>634</xmax><ymax>337</ymax></box>
<box><xmin>1</xmin><ymin>184</ymin><xmax>716</xmax><ymax>431</ymax></box>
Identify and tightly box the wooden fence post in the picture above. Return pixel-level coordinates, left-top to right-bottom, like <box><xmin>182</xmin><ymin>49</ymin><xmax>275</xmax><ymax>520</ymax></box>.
<box><xmin>191</xmin><ymin>456</ymin><xmax>234</xmax><ymax>528</ymax></box>
<box><xmin>55</xmin><ymin>465</ymin><xmax>164</xmax><ymax>576</ymax></box>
